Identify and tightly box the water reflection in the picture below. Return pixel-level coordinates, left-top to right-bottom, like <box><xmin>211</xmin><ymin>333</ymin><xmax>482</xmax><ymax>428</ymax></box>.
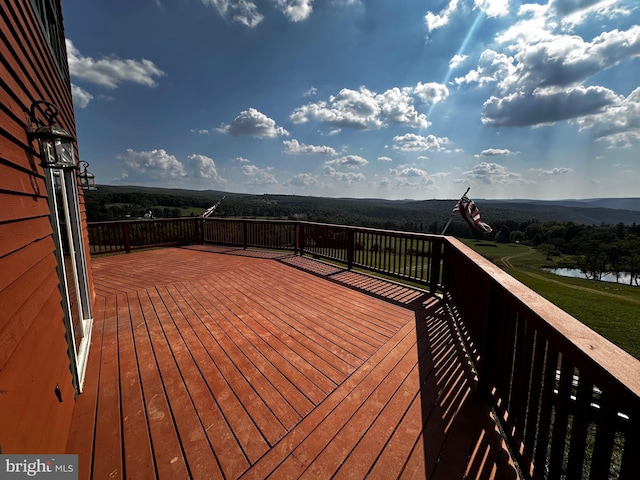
<box><xmin>544</xmin><ymin>268</ymin><xmax>638</xmax><ymax>286</ymax></box>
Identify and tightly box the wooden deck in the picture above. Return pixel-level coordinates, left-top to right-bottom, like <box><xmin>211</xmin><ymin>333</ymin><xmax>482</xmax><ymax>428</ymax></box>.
<box><xmin>65</xmin><ymin>247</ymin><xmax>518</xmax><ymax>479</ymax></box>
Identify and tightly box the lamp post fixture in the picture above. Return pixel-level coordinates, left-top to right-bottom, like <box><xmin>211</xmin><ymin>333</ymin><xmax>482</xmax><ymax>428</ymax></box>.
<box><xmin>78</xmin><ymin>161</ymin><xmax>97</xmax><ymax>190</ymax></box>
<box><xmin>27</xmin><ymin>100</ymin><xmax>77</xmax><ymax>169</ymax></box>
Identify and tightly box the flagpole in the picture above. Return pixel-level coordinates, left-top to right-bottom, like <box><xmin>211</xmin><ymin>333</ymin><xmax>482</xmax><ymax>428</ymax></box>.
<box><xmin>441</xmin><ymin>187</ymin><xmax>470</xmax><ymax>235</ymax></box>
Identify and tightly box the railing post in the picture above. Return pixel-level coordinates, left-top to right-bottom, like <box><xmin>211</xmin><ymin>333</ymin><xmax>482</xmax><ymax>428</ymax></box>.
<box><xmin>347</xmin><ymin>230</ymin><xmax>355</xmax><ymax>271</ymax></box>
<box><xmin>298</xmin><ymin>223</ymin><xmax>305</xmax><ymax>256</ymax></box>
<box><xmin>123</xmin><ymin>223</ymin><xmax>131</xmax><ymax>253</ymax></box>
<box><xmin>242</xmin><ymin>220</ymin><xmax>248</xmax><ymax>249</ymax></box>
<box><xmin>478</xmin><ymin>283</ymin><xmax>498</xmax><ymax>401</ymax></box>
<box><xmin>430</xmin><ymin>238</ymin><xmax>442</xmax><ymax>293</ymax></box>
<box><xmin>198</xmin><ymin>218</ymin><xmax>205</xmax><ymax>244</ymax></box>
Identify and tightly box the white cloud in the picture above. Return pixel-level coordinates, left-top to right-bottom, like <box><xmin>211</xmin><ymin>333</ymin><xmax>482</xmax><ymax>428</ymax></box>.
<box><xmin>388</xmin><ymin>165</ymin><xmax>440</xmax><ymax>188</ymax></box>
<box><xmin>461</xmin><ymin>162</ymin><xmax>523</xmax><ymax>184</ymax></box>
<box><xmin>454</xmin><ymin>49</ymin><xmax>514</xmax><ymax>87</ymax></box>
<box><xmin>396</xmin><ymin>177</ymin><xmax>436</xmax><ymax>188</ymax></box>
<box><xmin>550</xmin><ymin>0</ymin><xmax>630</xmax><ymax>28</ymax></box>
<box><xmin>482</xmin><ymin>86</ymin><xmax>619</xmax><ymax>127</ymax></box>
<box><xmin>377</xmin><ymin>156</ymin><xmax>393</xmax><ymax>162</ymax></box>
<box><xmin>71</xmin><ymin>84</ymin><xmax>93</xmax><ymax>108</ymax></box>
<box><xmin>474</xmin><ymin>0</ymin><xmax>510</xmax><ymax>18</ymax></box>
<box><xmin>114</xmin><ymin>149</ymin><xmax>230</xmax><ymax>185</ymax></box>
<box><xmin>283</xmin><ymin>139</ymin><xmax>338</xmax><ymax>155</ymax></box>
<box><xmin>378</xmin><ymin>87</ymin><xmax>430</xmax><ymax>127</ymax></box>
<box><xmin>275</xmin><ymin>0</ymin><xmax>314</xmax><ymax>22</ymax></box>
<box><xmin>412</xmin><ymin>82</ymin><xmax>449</xmax><ymax>106</ymax></box>
<box><xmin>395</xmin><ymin>166</ymin><xmax>429</xmax><ymax>177</ymax></box>
<box><xmin>323</xmin><ymin>166</ymin><xmax>366</xmax><ymax>183</ymax></box>
<box><xmin>576</xmin><ymin>87</ymin><xmax>640</xmax><ymax>147</ymax></box>
<box><xmin>378</xmin><ymin>177</ymin><xmax>392</xmax><ymax>188</ymax></box>
<box><xmin>66</xmin><ymin>39</ymin><xmax>165</xmax><ymax>89</ymax></box>
<box><xmin>324</xmin><ymin>155</ymin><xmax>369</xmax><ymax>168</ymax></box>
<box><xmin>202</xmin><ymin>0</ymin><xmax>356</xmax><ymax>26</ymax></box>
<box><xmin>457</xmin><ymin>5</ymin><xmax>640</xmax><ymax>134</ymax></box>
<box><xmin>186</xmin><ymin>154</ymin><xmax>228</xmax><ymax>183</ymax></box>
<box><xmin>530</xmin><ymin>167</ymin><xmax>573</xmax><ymax>175</ymax></box>
<box><xmin>425</xmin><ymin>0</ymin><xmax>460</xmax><ymax>34</ymax></box>
<box><xmin>550</xmin><ymin>0</ymin><xmax>608</xmax><ymax>16</ymax></box>
<box><xmin>477</xmin><ymin>148</ymin><xmax>514</xmax><ymax>156</ymax></box>
<box><xmin>449</xmin><ymin>54</ymin><xmax>468</xmax><ymax>69</ymax></box>
<box><xmin>290</xmin><ymin>86</ymin><xmax>429</xmax><ymax>129</ymax></box>
<box><xmin>201</xmin><ymin>0</ymin><xmax>264</xmax><ymax>27</ymax></box>
<box><xmin>392</xmin><ymin>133</ymin><xmax>451</xmax><ymax>152</ymax></box>
<box><xmin>219</xmin><ymin>108</ymin><xmax>290</xmax><ymax>138</ymax></box>
<box><xmin>241</xmin><ymin>164</ymin><xmax>278</xmax><ymax>184</ymax></box>
<box><xmin>498</xmin><ymin>26</ymin><xmax>640</xmax><ymax>94</ymax></box>
<box><xmin>304</xmin><ymin>86</ymin><xmax>318</xmax><ymax>97</ymax></box>
<box><xmin>289</xmin><ymin>172</ymin><xmax>320</xmax><ymax>187</ymax></box>
<box><xmin>116</xmin><ymin>149</ymin><xmax>187</xmax><ymax>181</ymax></box>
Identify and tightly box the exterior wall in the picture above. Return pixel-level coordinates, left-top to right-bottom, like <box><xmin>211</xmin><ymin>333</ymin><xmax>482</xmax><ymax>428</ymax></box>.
<box><xmin>0</xmin><ymin>0</ymin><xmax>91</xmax><ymax>453</ymax></box>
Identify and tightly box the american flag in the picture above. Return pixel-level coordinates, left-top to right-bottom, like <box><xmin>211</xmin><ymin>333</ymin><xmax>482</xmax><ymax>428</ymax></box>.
<box><xmin>200</xmin><ymin>196</ymin><xmax>225</xmax><ymax>218</ymax></box>
<box><xmin>452</xmin><ymin>195</ymin><xmax>493</xmax><ymax>233</ymax></box>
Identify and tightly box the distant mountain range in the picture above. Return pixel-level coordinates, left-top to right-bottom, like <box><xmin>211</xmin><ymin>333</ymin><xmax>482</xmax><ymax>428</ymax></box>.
<box><xmin>357</xmin><ymin>196</ymin><xmax>640</xmax><ymax>225</ymax></box>
<box><xmin>88</xmin><ymin>185</ymin><xmax>640</xmax><ymax>226</ymax></box>
<box><xmin>477</xmin><ymin>198</ymin><xmax>640</xmax><ymax>225</ymax></box>
<box><xmin>481</xmin><ymin>198</ymin><xmax>640</xmax><ymax>212</ymax></box>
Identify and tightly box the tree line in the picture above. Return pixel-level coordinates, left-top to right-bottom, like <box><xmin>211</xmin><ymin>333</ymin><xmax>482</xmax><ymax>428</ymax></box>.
<box><xmin>494</xmin><ymin>220</ymin><xmax>640</xmax><ymax>286</ymax></box>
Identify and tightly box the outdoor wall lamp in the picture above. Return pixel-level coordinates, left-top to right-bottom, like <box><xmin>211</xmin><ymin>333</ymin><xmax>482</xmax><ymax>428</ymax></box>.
<box><xmin>27</xmin><ymin>100</ymin><xmax>77</xmax><ymax>169</ymax></box>
<box><xmin>78</xmin><ymin>161</ymin><xmax>97</xmax><ymax>190</ymax></box>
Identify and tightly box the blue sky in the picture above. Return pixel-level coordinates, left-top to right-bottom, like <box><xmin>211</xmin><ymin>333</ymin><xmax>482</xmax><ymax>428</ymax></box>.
<box><xmin>61</xmin><ymin>0</ymin><xmax>639</xmax><ymax>200</ymax></box>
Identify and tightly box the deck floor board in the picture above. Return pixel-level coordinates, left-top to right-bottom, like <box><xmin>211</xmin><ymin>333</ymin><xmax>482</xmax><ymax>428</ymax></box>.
<box><xmin>66</xmin><ymin>247</ymin><xmax>518</xmax><ymax>480</ymax></box>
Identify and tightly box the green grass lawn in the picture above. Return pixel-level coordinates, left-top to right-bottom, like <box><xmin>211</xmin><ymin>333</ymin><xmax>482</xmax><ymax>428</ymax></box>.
<box><xmin>461</xmin><ymin>239</ymin><xmax>640</xmax><ymax>360</ymax></box>
<box><xmin>105</xmin><ymin>204</ymin><xmax>207</xmax><ymax>217</ymax></box>
<box><xmin>176</xmin><ymin>207</ymin><xmax>206</xmax><ymax>216</ymax></box>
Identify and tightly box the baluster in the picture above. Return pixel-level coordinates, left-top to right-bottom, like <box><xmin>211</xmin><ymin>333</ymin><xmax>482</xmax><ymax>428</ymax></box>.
<box><xmin>565</xmin><ymin>373</ymin><xmax>593</xmax><ymax>479</ymax></box>
<box><xmin>589</xmin><ymin>390</ymin><xmax>618</xmax><ymax>480</ymax></box>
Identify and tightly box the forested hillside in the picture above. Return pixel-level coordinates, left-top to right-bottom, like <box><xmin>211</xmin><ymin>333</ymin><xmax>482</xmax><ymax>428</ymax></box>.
<box><xmin>85</xmin><ymin>185</ymin><xmax>640</xmax><ymax>235</ymax></box>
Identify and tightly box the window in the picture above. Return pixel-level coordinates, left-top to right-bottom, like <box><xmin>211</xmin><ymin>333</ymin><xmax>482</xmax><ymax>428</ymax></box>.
<box><xmin>30</xmin><ymin>0</ymin><xmax>69</xmax><ymax>82</ymax></box>
<box><xmin>47</xmin><ymin>168</ymin><xmax>93</xmax><ymax>393</ymax></box>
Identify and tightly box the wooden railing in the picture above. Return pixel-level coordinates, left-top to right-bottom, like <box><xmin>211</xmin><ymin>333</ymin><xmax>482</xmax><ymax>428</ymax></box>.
<box><xmin>87</xmin><ymin>218</ymin><xmax>201</xmax><ymax>254</ymax></box>
<box><xmin>443</xmin><ymin>238</ymin><xmax>639</xmax><ymax>480</ymax></box>
<box><xmin>202</xmin><ymin>219</ymin><xmax>444</xmax><ymax>293</ymax></box>
<box><xmin>203</xmin><ymin>218</ymin><xmax>299</xmax><ymax>253</ymax></box>
<box><xmin>87</xmin><ymin>218</ymin><xmax>640</xmax><ymax>478</ymax></box>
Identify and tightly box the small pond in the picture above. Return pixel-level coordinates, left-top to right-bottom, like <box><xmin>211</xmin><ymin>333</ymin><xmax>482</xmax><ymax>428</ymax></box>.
<box><xmin>544</xmin><ymin>268</ymin><xmax>637</xmax><ymax>286</ymax></box>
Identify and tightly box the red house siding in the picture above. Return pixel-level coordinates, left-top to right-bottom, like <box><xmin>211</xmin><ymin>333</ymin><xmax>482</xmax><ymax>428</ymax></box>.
<box><xmin>0</xmin><ymin>0</ymin><xmax>92</xmax><ymax>453</ymax></box>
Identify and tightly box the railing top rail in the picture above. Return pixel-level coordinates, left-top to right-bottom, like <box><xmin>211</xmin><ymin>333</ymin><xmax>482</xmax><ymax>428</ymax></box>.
<box><xmin>445</xmin><ymin>236</ymin><xmax>640</xmax><ymax>400</ymax></box>
<box><xmin>201</xmin><ymin>217</ymin><xmax>447</xmax><ymax>241</ymax></box>
<box><xmin>89</xmin><ymin>217</ymin><xmax>198</xmax><ymax>226</ymax></box>
<box><xmin>297</xmin><ymin>220</ymin><xmax>446</xmax><ymax>239</ymax></box>
<box><xmin>92</xmin><ymin>217</ymin><xmax>445</xmax><ymax>240</ymax></box>
<box><xmin>202</xmin><ymin>217</ymin><xmax>299</xmax><ymax>225</ymax></box>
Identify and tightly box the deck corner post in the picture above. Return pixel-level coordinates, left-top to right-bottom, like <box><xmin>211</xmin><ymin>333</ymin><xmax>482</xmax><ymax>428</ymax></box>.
<box><xmin>430</xmin><ymin>238</ymin><xmax>443</xmax><ymax>294</ymax></box>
